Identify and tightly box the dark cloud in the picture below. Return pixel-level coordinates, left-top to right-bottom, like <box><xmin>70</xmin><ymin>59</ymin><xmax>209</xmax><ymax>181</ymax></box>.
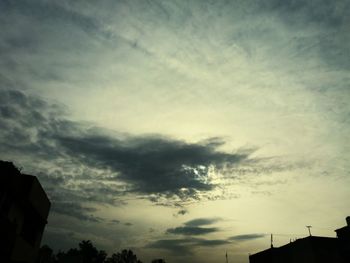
<box><xmin>146</xmin><ymin>239</ymin><xmax>191</xmax><ymax>255</ymax></box>
<box><xmin>0</xmin><ymin>0</ymin><xmax>153</xmax><ymax>91</ymax></box>
<box><xmin>148</xmin><ymin>231</ymin><xmax>264</xmax><ymax>254</ymax></box>
<box><xmin>177</xmin><ymin>209</ymin><xmax>188</xmax><ymax>216</ymax></box>
<box><xmin>51</xmin><ymin>201</ymin><xmax>101</xmax><ymax>223</ymax></box>
<box><xmin>54</xmin><ymin>134</ymin><xmax>252</xmax><ymax>200</ymax></box>
<box><xmin>0</xmin><ymin>0</ymin><xmax>115</xmax><ymax>94</ymax></box>
<box><xmin>264</xmin><ymin>0</ymin><xmax>348</xmax><ymax>27</ymax></box>
<box><xmin>166</xmin><ymin>226</ymin><xmax>219</xmax><ymax>236</ymax></box>
<box><xmin>0</xmin><ymin>89</ymin><xmax>261</xmax><ymax>223</ymax></box>
<box><xmin>0</xmin><ymin>0</ymin><xmax>103</xmax><ymax>37</ymax></box>
<box><xmin>264</xmin><ymin>0</ymin><xmax>350</xmax><ymax>69</ymax></box>
<box><xmin>194</xmin><ymin>238</ymin><xmax>230</xmax><ymax>246</ymax></box>
<box><xmin>166</xmin><ymin>217</ymin><xmax>222</xmax><ymax>236</ymax></box>
<box><xmin>146</xmin><ymin>237</ymin><xmax>231</xmax><ymax>255</ymax></box>
<box><xmin>36</xmin><ymin>171</ymin><xmax>66</xmax><ymax>186</ymax></box>
<box><xmin>229</xmin><ymin>233</ymin><xmax>266</xmax><ymax>241</ymax></box>
<box><xmin>42</xmin><ymin>228</ymin><xmax>80</xmax><ymax>252</ymax></box>
<box><xmin>3</xmin><ymin>88</ymin><xmax>254</xmax><ymax>201</ymax></box>
<box><xmin>184</xmin><ymin>217</ymin><xmax>222</xmax><ymax>227</ymax></box>
<box><xmin>0</xmin><ymin>91</ymin><xmax>258</xmax><ymax>201</ymax></box>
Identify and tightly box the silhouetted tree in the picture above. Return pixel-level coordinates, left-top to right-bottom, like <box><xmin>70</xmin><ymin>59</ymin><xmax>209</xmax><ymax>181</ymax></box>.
<box><xmin>36</xmin><ymin>241</ymin><xmax>147</xmax><ymax>263</ymax></box>
<box><xmin>79</xmin><ymin>240</ymin><xmax>107</xmax><ymax>263</ymax></box>
<box><xmin>36</xmin><ymin>245</ymin><xmax>56</xmax><ymax>263</ymax></box>
<box><xmin>151</xmin><ymin>259</ymin><xmax>166</xmax><ymax>263</ymax></box>
<box><xmin>56</xmin><ymin>240</ymin><xmax>106</xmax><ymax>263</ymax></box>
<box><xmin>105</xmin><ymin>249</ymin><xmax>142</xmax><ymax>263</ymax></box>
<box><xmin>57</xmin><ymin>248</ymin><xmax>81</xmax><ymax>263</ymax></box>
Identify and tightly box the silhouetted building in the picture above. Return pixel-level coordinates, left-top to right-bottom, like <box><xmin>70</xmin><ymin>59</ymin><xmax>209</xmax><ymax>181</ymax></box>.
<box><xmin>249</xmin><ymin>236</ymin><xmax>343</xmax><ymax>263</ymax></box>
<box><xmin>249</xmin><ymin>217</ymin><xmax>350</xmax><ymax>263</ymax></box>
<box><xmin>0</xmin><ymin>161</ymin><xmax>51</xmax><ymax>263</ymax></box>
<box><xmin>335</xmin><ymin>216</ymin><xmax>350</xmax><ymax>262</ymax></box>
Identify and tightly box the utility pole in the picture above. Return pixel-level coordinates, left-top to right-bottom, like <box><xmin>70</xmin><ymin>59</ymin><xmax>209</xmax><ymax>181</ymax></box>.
<box><xmin>226</xmin><ymin>251</ymin><xmax>228</xmax><ymax>263</ymax></box>
<box><xmin>306</xmin><ymin>225</ymin><xmax>312</xmax><ymax>236</ymax></box>
<box><xmin>270</xmin><ymin>234</ymin><xmax>274</xmax><ymax>248</ymax></box>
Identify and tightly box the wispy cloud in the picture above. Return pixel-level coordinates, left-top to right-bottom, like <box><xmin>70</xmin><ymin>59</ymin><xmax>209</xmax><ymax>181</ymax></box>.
<box><xmin>166</xmin><ymin>226</ymin><xmax>219</xmax><ymax>236</ymax></box>
<box><xmin>229</xmin><ymin>233</ymin><xmax>266</xmax><ymax>241</ymax></box>
<box><xmin>146</xmin><ymin>237</ymin><xmax>231</xmax><ymax>255</ymax></box>
<box><xmin>147</xmin><ymin>232</ymin><xmax>266</xmax><ymax>255</ymax></box>
<box><xmin>177</xmin><ymin>209</ymin><xmax>188</xmax><ymax>216</ymax></box>
<box><xmin>51</xmin><ymin>201</ymin><xmax>101</xmax><ymax>223</ymax></box>
<box><xmin>166</xmin><ymin>217</ymin><xmax>222</xmax><ymax>236</ymax></box>
<box><xmin>184</xmin><ymin>217</ymin><xmax>222</xmax><ymax>227</ymax></box>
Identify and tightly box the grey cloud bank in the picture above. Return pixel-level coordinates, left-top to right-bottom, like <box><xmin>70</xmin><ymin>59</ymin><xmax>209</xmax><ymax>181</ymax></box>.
<box><xmin>185</xmin><ymin>217</ymin><xmax>222</xmax><ymax>226</ymax></box>
<box><xmin>166</xmin><ymin>226</ymin><xmax>219</xmax><ymax>236</ymax></box>
<box><xmin>0</xmin><ymin>88</ymin><xmax>260</xmax><ymax>215</ymax></box>
<box><xmin>146</xmin><ymin>237</ymin><xmax>231</xmax><ymax>255</ymax></box>
<box><xmin>229</xmin><ymin>234</ymin><xmax>266</xmax><ymax>241</ymax></box>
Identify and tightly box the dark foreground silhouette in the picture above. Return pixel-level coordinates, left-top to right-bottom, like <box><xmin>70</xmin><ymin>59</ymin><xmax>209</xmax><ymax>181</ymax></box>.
<box><xmin>2</xmin><ymin>160</ymin><xmax>349</xmax><ymax>263</ymax></box>
<box><xmin>0</xmin><ymin>160</ymin><xmax>165</xmax><ymax>263</ymax></box>
<box><xmin>36</xmin><ymin>240</ymin><xmax>165</xmax><ymax>263</ymax></box>
<box><xmin>249</xmin><ymin>217</ymin><xmax>350</xmax><ymax>263</ymax></box>
<box><xmin>0</xmin><ymin>160</ymin><xmax>51</xmax><ymax>263</ymax></box>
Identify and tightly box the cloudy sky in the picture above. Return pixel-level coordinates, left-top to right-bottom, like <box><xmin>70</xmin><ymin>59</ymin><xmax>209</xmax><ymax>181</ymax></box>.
<box><xmin>1</xmin><ymin>0</ymin><xmax>350</xmax><ymax>262</ymax></box>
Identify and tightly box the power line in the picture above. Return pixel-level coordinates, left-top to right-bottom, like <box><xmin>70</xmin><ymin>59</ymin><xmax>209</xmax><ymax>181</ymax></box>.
<box><xmin>265</xmin><ymin>233</ymin><xmax>307</xmax><ymax>237</ymax></box>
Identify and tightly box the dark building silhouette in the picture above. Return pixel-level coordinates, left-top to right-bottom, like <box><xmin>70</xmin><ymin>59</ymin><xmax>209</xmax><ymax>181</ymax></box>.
<box><xmin>0</xmin><ymin>161</ymin><xmax>51</xmax><ymax>263</ymax></box>
<box><xmin>335</xmin><ymin>216</ymin><xmax>350</xmax><ymax>262</ymax></box>
<box><xmin>249</xmin><ymin>217</ymin><xmax>350</xmax><ymax>263</ymax></box>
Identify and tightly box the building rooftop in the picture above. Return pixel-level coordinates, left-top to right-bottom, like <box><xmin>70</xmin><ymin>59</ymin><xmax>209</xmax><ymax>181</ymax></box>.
<box><xmin>249</xmin><ymin>218</ymin><xmax>350</xmax><ymax>263</ymax></box>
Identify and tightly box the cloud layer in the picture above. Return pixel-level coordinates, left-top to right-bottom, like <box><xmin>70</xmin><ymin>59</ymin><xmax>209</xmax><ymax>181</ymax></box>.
<box><xmin>1</xmin><ymin>1</ymin><xmax>349</xmax><ymax>262</ymax></box>
<box><xmin>148</xmin><ymin>216</ymin><xmax>266</xmax><ymax>255</ymax></box>
<box><xmin>229</xmin><ymin>234</ymin><xmax>266</xmax><ymax>241</ymax></box>
<box><xmin>0</xmin><ymin>88</ymin><xmax>260</xmax><ymax>219</ymax></box>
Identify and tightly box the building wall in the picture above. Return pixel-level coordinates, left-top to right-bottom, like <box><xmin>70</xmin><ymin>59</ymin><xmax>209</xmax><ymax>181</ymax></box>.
<box><xmin>335</xmin><ymin>219</ymin><xmax>350</xmax><ymax>263</ymax></box>
<box><xmin>0</xmin><ymin>161</ymin><xmax>51</xmax><ymax>263</ymax></box>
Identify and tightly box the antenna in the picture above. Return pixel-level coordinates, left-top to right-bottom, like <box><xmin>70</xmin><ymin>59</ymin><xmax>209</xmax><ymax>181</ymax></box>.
<box><xmin>270</xmin><ymin>234</ymin><xmax>273</xmax><ymax>248</ymax></box>
<box><xmin>306</xmin><ymin>226</ymin><xmax>312</xmax><ymax>236</ymax></box>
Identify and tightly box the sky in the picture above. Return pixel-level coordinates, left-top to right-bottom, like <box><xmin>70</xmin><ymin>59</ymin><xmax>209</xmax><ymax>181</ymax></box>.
<box><xmin>0</xmin><ymin>0</ymin><xmax>350</xmax><ymax>262</ymax></box>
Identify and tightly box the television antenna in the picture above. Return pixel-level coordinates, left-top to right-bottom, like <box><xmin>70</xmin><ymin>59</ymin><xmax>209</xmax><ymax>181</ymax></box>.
<box><xmin>306</xmin><ymin>226</ymin><xmax>312</xmax><ymax>236</ymax></box>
